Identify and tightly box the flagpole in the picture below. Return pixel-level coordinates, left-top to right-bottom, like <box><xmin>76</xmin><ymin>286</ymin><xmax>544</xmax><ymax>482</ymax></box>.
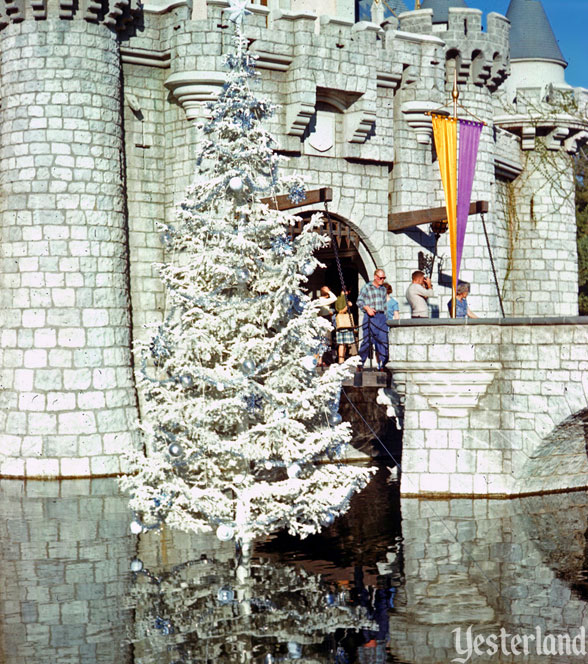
<box><xmin>451</xmin><ymin>70</ymin><xmax>459</xmax><ymax>318</ymax></box>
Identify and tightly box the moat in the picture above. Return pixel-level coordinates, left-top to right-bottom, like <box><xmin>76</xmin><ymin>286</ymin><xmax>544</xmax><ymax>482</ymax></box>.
<box><xmin>2</xmin><ymin>464</ymin><xmax>588</xmax><ymax>663</ymax></box>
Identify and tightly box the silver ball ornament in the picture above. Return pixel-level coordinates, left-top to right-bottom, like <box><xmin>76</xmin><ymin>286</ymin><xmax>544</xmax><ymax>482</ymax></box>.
<box><xmin>168</xmin><ymin>442</ymin><xmax>183</xmax><ymax>457</ymax></box>
<box><xmin>288</xmin><ymin>642</ymin><xmax>303</xmax><ymax>658</ymax></box>
<box><xmin>236</xmin><ymin>268</ymin><xmax>251</xmax><ymax>285</ymax></box>
<box><xmin>130</xmin><ymin>557</ymin><xmax>144</xmax><ymax>572</ymax></box>
<box><xmin>328</xmin><ymin>412</ymin><xmax>343</xmax><ymax>426</ymax></box>
<box><xmin>265</xmin><ymin>461</ymin><xmax>273</xmax><ymax>470</ymax></box>
<box><xmin>322</xmin><ymin>513</ymin><xmax>335</xmax><ymax>527</ymax></box>
<box><xmin>180</xmin><ymin>374</ymin><xmax>193</xmax><ymax>388</ymax></box>
<box><xmin>228</xmin><ymin>176</ymin><xmax>244</xmax><ymax>192</ymax></box>
<box><xmin>241</xmin><ymin>358</ymin><xmax>256</xmax><ymax>375</ymax></box>
<box><xmin>159</xmin><ymin>231</ymin><xmax>172</xmax><ymax>246</ymax></box>
<box><xmin>130</xmin><ymin>520</ymin><xmax>143</xmax><ymax>535</ymax></box>
<box><xmin>216</xmin><ymin>524</ymin><xmax>234</xmax><ymax>541</ymax></box>
<box><xmin>217</xmin><ymin>586</ymin><xmax>235</xmax><ymax>603</ymax></box>
<box><xmin>301</xmin><ymin>262</ymin><xmax>314</xmax><ymax>277</ymax></box>
<box><xmin>281</xmin><ymin>293</ymin><xmax>293</xmax><ymax>308</ymax></box>
<box><xmin>287</xmin><ymin>463</ymin><xmax>301</xmax><ymax>479</ymax></box>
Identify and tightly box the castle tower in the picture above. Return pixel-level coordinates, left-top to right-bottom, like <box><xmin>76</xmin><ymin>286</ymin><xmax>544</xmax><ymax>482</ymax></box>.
<box><xmin>391</xmin><ymin>6</ymin><xmax>510</xmax><ymax>316</ymax></box>
<box><xmin>495</xmin><ymin>0</ymin><xmax>582</xmax><ymax>316</ymax></box>
<box><xmin>0</xmin><ymin>3</ymin><xmax>140</xmax><ymax>477</ymax></box>
<box><xmin>504</xmin><ymin>0</ymin><xmax>569</xmax><ymax>100</ymax></box>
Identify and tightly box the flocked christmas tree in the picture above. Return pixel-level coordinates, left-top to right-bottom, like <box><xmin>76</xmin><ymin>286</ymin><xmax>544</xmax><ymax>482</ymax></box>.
<box><xmin>121</xmin><ymin>1</ymin><xmax>374</xmax><ymax>549</ymax></box>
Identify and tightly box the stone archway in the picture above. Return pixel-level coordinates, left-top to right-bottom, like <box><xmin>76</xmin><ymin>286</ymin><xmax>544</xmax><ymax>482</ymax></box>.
<box><xmin>519</xmin><ymin>408</ymin><xmax>588</xmax><ymax>494</ymax></box>
<box><xmin>291</xmin><ymin>210</ymin><xmax>373</xmax><ymax>306</ymax></box>
<box><xmin>291</xmin><ymin>211</ymin><xmax>394</xmax><ymax>456</ymax></box>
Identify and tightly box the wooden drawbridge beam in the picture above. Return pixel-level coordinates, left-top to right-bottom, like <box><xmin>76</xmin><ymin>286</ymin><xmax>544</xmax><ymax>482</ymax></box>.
<box><xmin>261</xmin><ymin>187</ymin><xmax>333</xmax><ymax>212</ymax></box>
<box><xmin>388</xmin><ymin>200</ymin><xmax>489</xmax><ymax>232</ymax></box>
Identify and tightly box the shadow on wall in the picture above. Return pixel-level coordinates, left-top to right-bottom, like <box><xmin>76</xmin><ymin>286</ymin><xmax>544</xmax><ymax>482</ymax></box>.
<box><xmin>519</xmin><ymin>408</ymin><xmax>588</xmax><ymax>494</ymax></box>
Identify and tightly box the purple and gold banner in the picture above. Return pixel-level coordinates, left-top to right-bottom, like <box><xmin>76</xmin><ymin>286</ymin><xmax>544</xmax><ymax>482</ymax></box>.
<box><xmin>431</xmin><ymin>115</ymin><xmax>483</xmax><ymax>314</ymax></box>
<box><xmin>431</xmin><ymin>114</ymin><xmax>458</xmax><ymax>306</ymax></box>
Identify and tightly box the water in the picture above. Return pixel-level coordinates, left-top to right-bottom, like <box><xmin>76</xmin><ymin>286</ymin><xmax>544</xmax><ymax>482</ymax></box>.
<box><xmin>1</xmin><ymin>466</ymin><xmax>587</xmax><ymax>663</ymax></box>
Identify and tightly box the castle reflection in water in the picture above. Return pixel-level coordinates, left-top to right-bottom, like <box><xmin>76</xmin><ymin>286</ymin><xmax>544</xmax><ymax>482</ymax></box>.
<box><xmin>1</xmin><ymin>466</ymin><xmax>587</xmax><ymax>664</ymax></box>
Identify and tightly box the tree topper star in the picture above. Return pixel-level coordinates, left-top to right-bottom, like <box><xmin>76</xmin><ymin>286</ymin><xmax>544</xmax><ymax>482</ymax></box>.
<box><xmin>225</xmin><ymin>0</ymin><xmax>251</xmax><ymax>26</ymax></box>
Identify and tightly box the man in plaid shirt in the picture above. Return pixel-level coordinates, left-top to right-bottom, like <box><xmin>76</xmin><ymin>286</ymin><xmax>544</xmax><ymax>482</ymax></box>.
<box><xmin>356</xmin><ymin>268</ymin><xmax>389</xmax><ymax>370</ymax></box>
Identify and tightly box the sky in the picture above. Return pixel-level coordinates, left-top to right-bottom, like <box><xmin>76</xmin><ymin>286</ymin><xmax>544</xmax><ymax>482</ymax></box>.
<box><xmin>358</xmin><ymin>1</ymin><xmax>588</xmax><ymax>90</ymax></box>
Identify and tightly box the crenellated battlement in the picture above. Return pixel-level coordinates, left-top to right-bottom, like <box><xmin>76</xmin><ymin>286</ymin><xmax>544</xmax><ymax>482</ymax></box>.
<box><xmin>397</xmin><ymin>8</ymin><xmax>433</xmax><ymax>35</ymax></box>
<box><xmin>0</xmin><ymin>0</ymin><xmax>141</xmax><ymax>31</ymax></box>
<box><xmin>435</xmin><ymin>9</ymin><xmax>510</xmax><ymax>91</ymax></box>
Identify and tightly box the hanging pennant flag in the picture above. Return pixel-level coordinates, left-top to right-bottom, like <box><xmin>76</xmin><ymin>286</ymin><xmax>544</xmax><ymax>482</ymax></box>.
<box><xmin>456</xmin><ymin>120</ymin><xmax>483</xmax><ymax>286</ymax></box>
<box><xmin>431</xmin><ymin>114</ymin><xmax>483</xmax><ymax>315</ymax></box>
<box><xmin>431</xmin><ymin>114</ymin><xmax>458</xmax><ymax>309</ymax></box>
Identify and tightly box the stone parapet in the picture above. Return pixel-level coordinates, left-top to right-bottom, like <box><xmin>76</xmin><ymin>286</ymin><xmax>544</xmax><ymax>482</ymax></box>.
<box><xmin>494</xmin><ymin>126</ymin><xmax>523</xmax><ymax>178</ymax></box>
<box><xmin>385</xmin><ymin>319</ymin><xmax>588</xmax><ymax>496</ymax></box>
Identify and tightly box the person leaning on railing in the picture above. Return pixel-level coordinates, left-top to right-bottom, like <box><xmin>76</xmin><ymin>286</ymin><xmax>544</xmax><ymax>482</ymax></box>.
<box><xmin>447</xmin><ymin>282</ymin><xmax>478</xmax><ymax>318</ymax></box>
<box><xmin>384</xmin><ymin>283</ymin><xmax>400</xmax><ymax>323</ymax></box>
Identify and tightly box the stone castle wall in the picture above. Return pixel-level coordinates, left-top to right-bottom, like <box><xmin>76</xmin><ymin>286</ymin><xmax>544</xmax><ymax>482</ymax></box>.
<box><xmin>0</xmin><ymin>0</ymin><xmax>586</xmax><ymax>477</ymax></box>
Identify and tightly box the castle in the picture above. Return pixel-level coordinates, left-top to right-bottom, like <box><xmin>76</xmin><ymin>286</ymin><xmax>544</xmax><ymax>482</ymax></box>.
<box><xmin>0</xmin><ymin>0</ymin><xmax>587</xmax><ymax>478</ymax></box>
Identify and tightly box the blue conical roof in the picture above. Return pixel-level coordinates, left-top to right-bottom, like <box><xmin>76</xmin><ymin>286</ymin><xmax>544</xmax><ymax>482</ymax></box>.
<box><xmin>419</xmin><ymin>0</ymin><xmax>468</xmax><ymax>24</ymax></box>
<box><xmin>506</xmin><ymin>0</ymin><xmax>566</xmax><ymax>65</ymax></box>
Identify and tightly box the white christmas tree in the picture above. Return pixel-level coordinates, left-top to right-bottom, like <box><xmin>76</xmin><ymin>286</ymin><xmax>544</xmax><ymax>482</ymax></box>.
<box><xmin>121</xmin><ymin>5</ymin><xmax>374</xmax><ymax>548</ymax></box>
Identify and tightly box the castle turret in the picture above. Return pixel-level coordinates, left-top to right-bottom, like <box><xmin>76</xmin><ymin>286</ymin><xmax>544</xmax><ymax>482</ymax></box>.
<box><xmin>0</xmin><ymin>3</ymin><xmax>141</xmax><ymax>477</ymax></box>
<box><xmin>505</xmin><ymin>0</ymin><xmax>569</xmax><ymax>99</ymax></box>
<box><xmin>494</xmin><ymin>0</ymin><xmax>583</xmax><ymax>317</ymax></box>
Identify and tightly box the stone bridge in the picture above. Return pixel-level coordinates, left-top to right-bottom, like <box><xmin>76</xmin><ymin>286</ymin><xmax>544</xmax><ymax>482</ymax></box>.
<box><xmin>379</xmin><ymin>317</ymin><xmax>588</xmax><ymax>496</ymax></box>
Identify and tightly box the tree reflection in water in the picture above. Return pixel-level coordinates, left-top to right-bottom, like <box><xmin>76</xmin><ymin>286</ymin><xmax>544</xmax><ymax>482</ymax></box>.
<box><xmin>127</xmin><ymin>543</ymin><xmax>399</xmax><ymax>663</ymax></box>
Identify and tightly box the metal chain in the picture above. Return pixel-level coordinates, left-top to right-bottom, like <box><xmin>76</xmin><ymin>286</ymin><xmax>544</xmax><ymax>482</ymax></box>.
<box><xmin>323</xmin><ymin>201</ymin><xmax>359</xmax><ymax>346</ymax></box>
